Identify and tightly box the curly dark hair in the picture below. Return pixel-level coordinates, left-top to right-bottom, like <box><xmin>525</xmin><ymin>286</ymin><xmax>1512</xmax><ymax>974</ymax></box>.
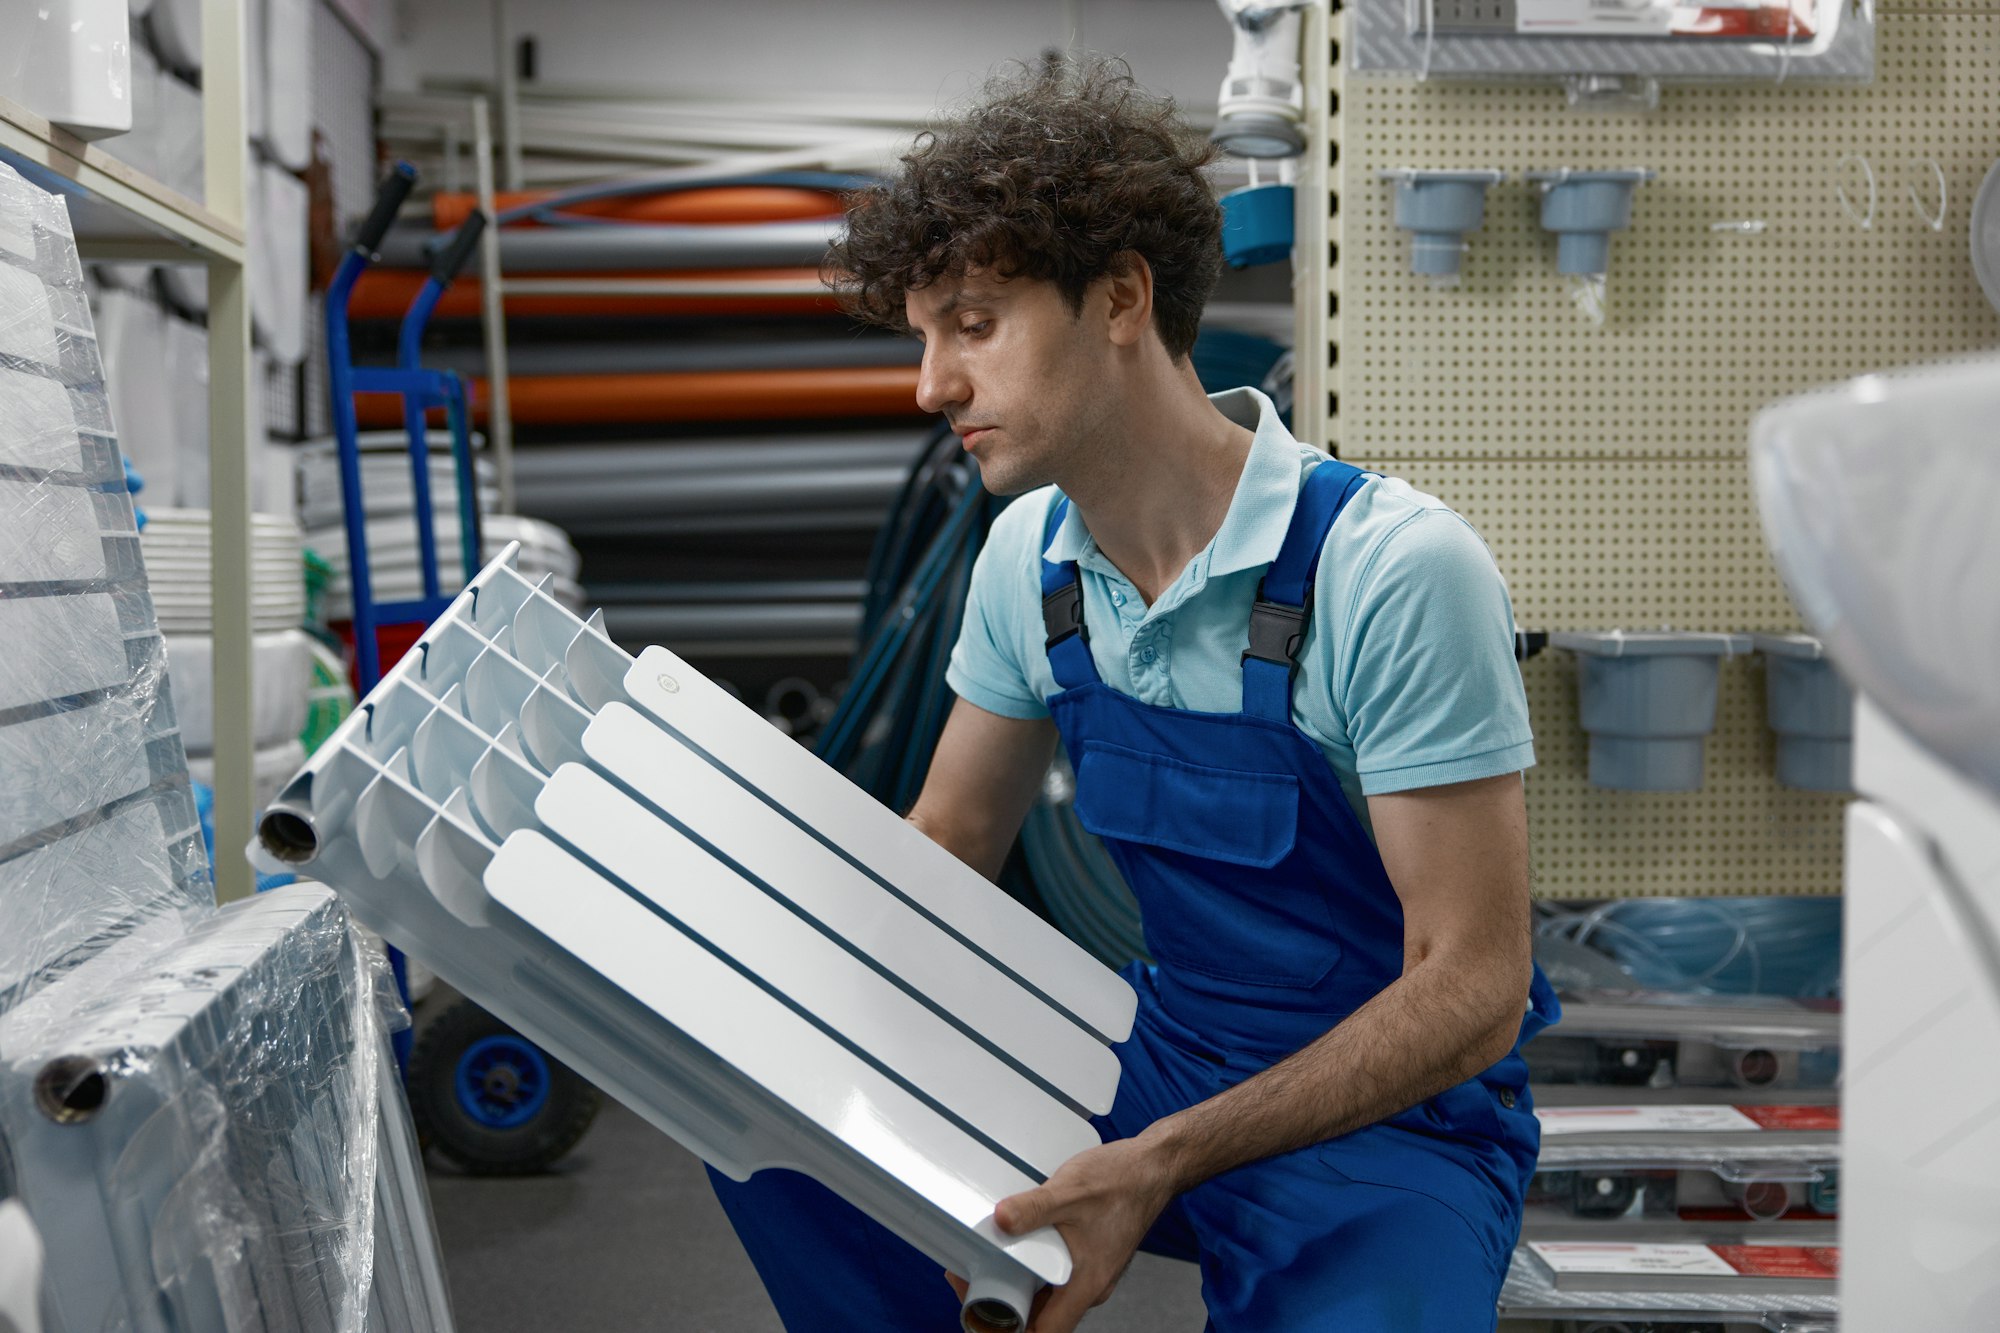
<box><xmin>826</xmin><ymin>57</ymin><xmax>1222</xmax><ymax>361</ymax></box>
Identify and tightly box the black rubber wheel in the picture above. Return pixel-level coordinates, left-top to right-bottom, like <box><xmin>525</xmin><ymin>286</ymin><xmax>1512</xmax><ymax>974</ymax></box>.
<box><xmin>408</xmin><ymin>997</ymin><xmax>601</xmax><ymax>1175</ymax></box>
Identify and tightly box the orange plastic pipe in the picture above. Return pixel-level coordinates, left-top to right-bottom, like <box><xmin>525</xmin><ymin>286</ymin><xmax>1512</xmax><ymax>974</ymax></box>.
<box><xmin>431</xmin><ymin>186</ymin><xmax>845</xmax><ymax>230</ymax></box>
<box><xmin>353</xmin><ymin>365</ymin><xmax>923</xmax><ymax>428</ymax></box>
<box><xmin>345</xmin><ymin>267</ymin><xmax>840</xmax><ymax>320</ymax></box>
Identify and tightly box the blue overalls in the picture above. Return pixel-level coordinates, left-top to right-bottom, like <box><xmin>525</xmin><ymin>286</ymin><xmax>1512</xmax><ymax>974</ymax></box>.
<box><xmin>711</xmin><ymin>458</ymin><xmax>1560</xmax><ymax>1331</ymax></box>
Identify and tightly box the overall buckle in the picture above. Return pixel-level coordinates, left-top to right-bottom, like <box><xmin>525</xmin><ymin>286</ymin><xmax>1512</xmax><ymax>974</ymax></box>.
<box><xmin>1243</xmin><ymin>589</ymin><xmax>1309</xmax><ymax>673</ymax></box>
<box><xmin>1042</xmin><ymin>582</ymin><xmax>1088</xmax><ymax>649</ymax></box>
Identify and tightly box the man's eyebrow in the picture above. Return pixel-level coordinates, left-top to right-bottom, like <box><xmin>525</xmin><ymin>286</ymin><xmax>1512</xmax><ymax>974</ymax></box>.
<box><xmin>942</xmin><ymin>287</ymin><xmax>1005</xmax><ymax>316</ymax></box>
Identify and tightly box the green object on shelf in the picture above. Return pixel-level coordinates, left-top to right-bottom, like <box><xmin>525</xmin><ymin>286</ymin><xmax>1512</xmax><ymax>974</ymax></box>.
<box><xmin>302</xmin><ymin>547</ymin><xmax>335</xmax><ymax>629</ymax></box>
<box><xmin>300</xmin><ymin>637</ymin><xmax>354</xmax><ymax>755</ymax></box>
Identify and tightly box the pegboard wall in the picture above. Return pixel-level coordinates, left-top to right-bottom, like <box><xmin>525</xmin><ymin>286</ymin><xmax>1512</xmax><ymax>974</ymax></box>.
<box><xmin>1325</xmin><ymin>1</ymin><xmax>2000</xmax><ymax>897</ymax></box>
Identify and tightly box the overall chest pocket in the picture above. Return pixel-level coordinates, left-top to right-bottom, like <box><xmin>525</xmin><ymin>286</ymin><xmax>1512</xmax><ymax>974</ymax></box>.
<box><xmin>1073</xmin><ymin>741</ymin><xmax>1342</xmax><ymax>989</ymax></box>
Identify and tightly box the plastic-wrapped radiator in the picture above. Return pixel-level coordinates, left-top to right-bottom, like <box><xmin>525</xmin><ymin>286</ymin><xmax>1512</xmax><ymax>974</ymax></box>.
<box><xmin>2</xmin><ymin>158</ymin><xmax>453</xmax><ymax>1333</ymax></box>
<box><xmin>0</xmin><ymin>159</ymin><xmax>209</xmax><ymax>1016</ymax></box>
<box><xmin>0</xmin><ymin>885</ymin><xmax>453</xmax><ymax>1333</ymax></box>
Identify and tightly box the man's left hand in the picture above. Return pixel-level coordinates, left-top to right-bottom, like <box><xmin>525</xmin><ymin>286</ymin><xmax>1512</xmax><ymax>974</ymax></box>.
<box><xmin>989</xmin><ymin>1137</ymin><xmax>1182</xmax><ymax>1333</ymax></box>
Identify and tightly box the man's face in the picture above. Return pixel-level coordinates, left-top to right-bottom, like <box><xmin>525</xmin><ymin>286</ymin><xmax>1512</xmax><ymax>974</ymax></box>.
<box><xmin>904</xmin><ymin>271</ymin><xmax>1110</xmax><ymax>497</ymax></box>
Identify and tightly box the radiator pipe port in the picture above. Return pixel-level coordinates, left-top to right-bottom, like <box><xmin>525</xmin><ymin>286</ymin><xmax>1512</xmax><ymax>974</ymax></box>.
<box><xmin>257</xmin><ymin>805</ymin><xmax>321</xmax><ymax>865</ymax></box>
<box><xmin>34</xmin><ymin>1055</ymin><xmax>110</xmax><ymax>1125</ymax></box>
<box><xmin>960</xmin><ymin>1272</ymin><xmax>1036</xmax><ymax>1333</ymax></box>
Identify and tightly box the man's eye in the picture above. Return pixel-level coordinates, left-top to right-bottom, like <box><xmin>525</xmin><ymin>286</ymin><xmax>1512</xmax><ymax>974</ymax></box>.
<box><xmin>961</xmin><ymin>321</ymin><xmax>991</xmax><ymax>337</ymax></box>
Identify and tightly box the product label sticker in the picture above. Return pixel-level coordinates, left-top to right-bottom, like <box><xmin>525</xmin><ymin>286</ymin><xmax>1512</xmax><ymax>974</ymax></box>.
<box><xmin>1528</xmin><ymin>1241</ymin><xmax>1738</xmax><ymax>1277</ymax></box>
<box><xmin>1516</xmin><ymin>0</ymin><xmax>1818</xmax><ymax>37</ymax></box>
<box><xmin>1710</xmin><ymin>1244</ymin><xmax>1840</xmax><ymax>1279</ymax></box>
<box><xmin>1537</xmin><ymin>1104</ymin><xmax>1762</xmax><ymax>1136</ymax></box>
<box><xmin>1736</xmin><ymin>1103</ymin><xmax>1840</xmax><ymax>1131</ymax></box>
<box><xmin>1531</xmin><ymin>1241</ymin><xmax>1841</xmax><ymax>1280</ymax></box>
<box><xmin>1516</xmin><ymin>0</ymin><xmax>1675</xmax><ymax>35</ymax></box>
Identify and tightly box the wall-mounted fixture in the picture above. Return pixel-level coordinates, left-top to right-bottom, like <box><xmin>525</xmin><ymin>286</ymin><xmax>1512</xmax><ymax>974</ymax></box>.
<box><xmin>1552</xmin><ymin>630</ymin><xmax>1750</xmax><ymax>791</ymax></box>
<box><xmin>1529</xmin><ymin>168</ymin><xmax>1654</xmax><ymax>277</ymax></box>
<box><xmin>1751</xmin><ymin>633</ymin><xmax>1853</xmax><ymax>792</ymax></box>
<box><xmin>1212</xmin><ymin>0</ymin><xmax>1314</xmax><ymax>160</ymax></box>
<box><xmin>1380</xmin><ymin>168</ymin><xmax>1506</xmax><ymax>282</ymax></box>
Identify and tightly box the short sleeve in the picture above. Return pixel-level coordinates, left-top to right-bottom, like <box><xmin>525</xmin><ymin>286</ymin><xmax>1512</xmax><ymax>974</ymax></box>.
<box><xmin>1333</xmin><ymin>509</ymin><xmax>1534</xmax><ymax>794</ymax></box>
<box><xmin>945</xmin><ymin>494</ymin><xmax>1053</xmax><ymax>721</ymax></box>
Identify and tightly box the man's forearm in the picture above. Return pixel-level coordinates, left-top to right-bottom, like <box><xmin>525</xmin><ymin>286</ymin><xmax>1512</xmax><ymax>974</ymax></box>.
<box><xmin>905</xmin><ymin>809</ymin><xmax>1008</xmax><ymax>882</ymax></box>
<box><xmin>1137</xmin><ymin>948</ymin><xmax>1526</xmax><ymax>1196</ymax></box>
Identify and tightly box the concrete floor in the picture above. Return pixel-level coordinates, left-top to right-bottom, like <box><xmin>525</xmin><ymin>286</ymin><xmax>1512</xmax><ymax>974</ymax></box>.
<box><xmin>424</xmin><ymin>1098</ymin><xmax>1209</xmax><ymax>1331</ymax></box>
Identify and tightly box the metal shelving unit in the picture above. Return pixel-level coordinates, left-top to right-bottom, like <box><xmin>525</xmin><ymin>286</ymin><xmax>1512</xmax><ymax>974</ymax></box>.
<box><xmin>1292</xmin><ymin>0</ymin><xmax>1333</xmax><ymax>451</ymax></box>
<box><xmin>0</xmin><ymin>0</ymin><xmax>259</xmax><ymax>901</ymax></box>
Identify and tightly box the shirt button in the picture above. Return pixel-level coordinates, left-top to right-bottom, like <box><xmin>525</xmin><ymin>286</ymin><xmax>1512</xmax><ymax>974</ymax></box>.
<box><xmin>1141</xmin><ymin>649</ymin><xmax>1156</xmax><ymax>664</ymax></box>
<box><xmin>1111</xmin><ymin>590</ymin><xmax>1125</xmax><ymax>606</ymax></box>
<box><xmin>1498</xmin><ymin>1088</ymin><xmax>1518</xmax><ymax>1110</ymax></box>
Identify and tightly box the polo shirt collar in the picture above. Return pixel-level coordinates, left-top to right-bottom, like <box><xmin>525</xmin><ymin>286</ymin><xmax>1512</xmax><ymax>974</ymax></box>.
<box><xmin>1043</xmin><ymin>386</ymin><xmax>1301</xmax><ymax>579</ymax></box>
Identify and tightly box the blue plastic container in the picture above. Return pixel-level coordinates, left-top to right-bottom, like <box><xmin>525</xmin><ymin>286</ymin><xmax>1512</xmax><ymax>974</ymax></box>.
<box><xmin>1220</xmin><ymin>183</ymin><xmax>1294</xmax><ymax>269</ymax></box>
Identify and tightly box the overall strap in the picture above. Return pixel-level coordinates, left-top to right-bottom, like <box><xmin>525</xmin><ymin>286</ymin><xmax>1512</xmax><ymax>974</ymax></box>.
<box><xmin>1241</xmin><ymin>458</ymin><xmax>1373</xmax><ymax>722</ymax></box>
<box><xmin>1040</xmin><ymin>494</ymin><xmax>1101</xmax><ymax>689</ymax></box>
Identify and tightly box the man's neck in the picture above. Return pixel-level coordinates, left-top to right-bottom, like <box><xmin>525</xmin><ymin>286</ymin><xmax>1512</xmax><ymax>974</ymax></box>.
<box><xmin>1058</xmin><ymin>361</ymin><xmax>1255</xmax><ymax>607</ymax></box>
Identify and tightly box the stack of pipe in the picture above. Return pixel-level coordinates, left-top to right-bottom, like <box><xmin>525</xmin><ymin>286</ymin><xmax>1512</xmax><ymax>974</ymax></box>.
<box><xmin>340</xmin><ymin>170</ymin><xmax>933</xmax><ymax>682</ymax></box>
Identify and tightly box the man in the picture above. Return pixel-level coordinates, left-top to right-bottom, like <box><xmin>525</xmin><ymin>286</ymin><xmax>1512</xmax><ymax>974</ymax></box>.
<box><xmin>708</xmin><ymin>58</ymin><xmax>1558</xmax><ymax>1331</ymax></box>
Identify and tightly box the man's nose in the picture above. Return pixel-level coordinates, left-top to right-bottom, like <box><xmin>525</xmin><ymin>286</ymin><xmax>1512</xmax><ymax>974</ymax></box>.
<box><xmin>914</xmin><ymin>343</ymin><xmax>967</xmax><ymax>416</ymax></box>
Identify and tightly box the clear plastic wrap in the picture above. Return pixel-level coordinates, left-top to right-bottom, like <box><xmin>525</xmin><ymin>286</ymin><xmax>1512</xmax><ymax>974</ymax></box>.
<box><xmin>0</xmin><ymin>162</ymin><xmax>209</xmax><ymax>1017</ymax></box>
<box><xmin>0</xmin><ymin>884</ymin><xmax>452</xmax><ymax>1333</ymax></box>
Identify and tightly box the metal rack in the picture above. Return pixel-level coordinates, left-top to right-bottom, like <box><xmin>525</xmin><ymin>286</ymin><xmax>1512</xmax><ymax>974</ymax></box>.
<box><xmin>0</xmin><ymin>0</ymin><xmax>259</xmax><ymax>901</ymax></box>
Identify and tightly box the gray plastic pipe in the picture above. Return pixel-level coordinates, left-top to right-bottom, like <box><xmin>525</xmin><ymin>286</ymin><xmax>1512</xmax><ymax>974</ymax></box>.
<box><xmin>596</xmin><ymin>602</ymin><xmax>862</xmax><ymax>643</ymax></box>
<box><xmin>420</xmin><ymin>336</ymin><xmax>919</xmax><ymax>379</ymax></box>
<box><xmin>560</xmin><ymin>507</ymin><xmax>893</xmax><ymax>538</ymax></box>
<box><xmin>519</xmin><ymin>466</ymin><xmax>911</xmax><ymax>523</ymax></box>
<box><xmin>591</xmin><ymin>580</ymin><xmax>865</xmax><ymax>605</ymax></box>
<box><xmin>509</xmin><ymin>431</ymin><xmax>931</xmax><ymax>483</ymax></box>
<box><xmin>375</xmin><ymin>219</ymin><xmax>842</xmax><ymax>272</ymax></box>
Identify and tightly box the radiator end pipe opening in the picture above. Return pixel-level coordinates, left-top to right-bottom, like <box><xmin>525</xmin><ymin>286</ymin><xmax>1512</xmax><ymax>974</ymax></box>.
<box><xmin>257</xmin><ymin>807</ymin><xmax>321</xmax><ymax>865</ymax></box>
<box><xmin>35</xmin><ymin>1056</ymin><xmax>110</xmax><ymax>1125</ymax></box>
<box><xmin>960</xmin><ymin>1272</ymin><xmax>1035</xmax><ymax>1333</ymax></box>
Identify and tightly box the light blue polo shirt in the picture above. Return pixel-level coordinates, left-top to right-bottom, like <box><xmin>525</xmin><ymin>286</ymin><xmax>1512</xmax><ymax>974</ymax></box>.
<box><xmin>945</xmin><ymin>387</ymin><xmax>1534</xmax><ymax>839</ymax></box>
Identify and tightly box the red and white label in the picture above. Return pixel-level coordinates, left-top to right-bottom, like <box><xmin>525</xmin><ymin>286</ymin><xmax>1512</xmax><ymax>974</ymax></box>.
<box><xmin>1736</xmin><ymin>1104</ymin><xmax>1841</xmax><ymax>1131</ymax></box>
<box><xmin>1710</xmin><ymin>1245</ymin><xmax>1839</xmax><ymax>1280</ymax></box>
<box><xmin>1537</xmin><ymin>1104</ymin><xmax>1761</xmax><ymax>1136</ymax></box>
<box><xmin>1537</xmin><ymin>1103</ymin><xmax>1838</xmax><ymax>1136</ymax></box>
<box><xmin>1531</xmin><ymin>1241</ymin><xmax>1840</xmax><ymax>1280</ymax></box>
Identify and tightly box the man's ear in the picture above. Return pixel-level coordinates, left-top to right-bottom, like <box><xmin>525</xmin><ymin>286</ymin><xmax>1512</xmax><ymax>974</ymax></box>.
<box><xmin>1100</xmin><ymin>253</ymin><xmax>1155</xmax><ymax>350</ymax></box>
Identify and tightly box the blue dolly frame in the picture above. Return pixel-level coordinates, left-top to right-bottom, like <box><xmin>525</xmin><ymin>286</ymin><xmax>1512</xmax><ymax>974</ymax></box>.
<box><xmin>324</xmin><ymin>159</ymin><xmax>484</xmax><ymax>692</ymax></box>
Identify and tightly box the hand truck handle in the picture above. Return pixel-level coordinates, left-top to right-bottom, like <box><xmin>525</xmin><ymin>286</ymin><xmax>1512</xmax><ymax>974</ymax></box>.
<box><xmin>353</xmin><ymin>161</ymin><xmax>419</xmax><ymax>258</ymax></box>
<box><xmin>429</xmin><ymin>209</ymin><xmax>488</xmax><ymax>286</ymax></box>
